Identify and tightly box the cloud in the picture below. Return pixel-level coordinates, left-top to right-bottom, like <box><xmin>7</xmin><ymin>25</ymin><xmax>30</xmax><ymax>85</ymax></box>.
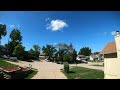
<box><xmin>111</xmin><ymin>31</ymin><xmax>116</xmax><ymax>35</ymax></box>
<box><xmin>104</xmin><ymin>32</ymin><xmax>107</xmax><ymax>35</ymax></box>
<box><xmin>46</xmin><ymin>19</ymin><xmax>68</xmax><ymax>31</ymax></box>
<box><xmin>9</xmin><ymin>25</ymin><xmax>15</xmax><ymax>28</ymax></box>
<box><xmin>45</xmin><ymin>18</ymin><xmax>50</xmax><ymax>21</ymax></box>
<box><xmin>54</xmin><ymin>43</ymin><xmax>57</xmax><ymax>45</ymax></box>
<box><xmin>27</xmin><ymin>43</ymin><xmax>30</xmax><ymax>45</ymax></box>
<box><xmin>18</xmin><ymin>24</ymin><xmax>20</xmax><ymax>27</ymax></box>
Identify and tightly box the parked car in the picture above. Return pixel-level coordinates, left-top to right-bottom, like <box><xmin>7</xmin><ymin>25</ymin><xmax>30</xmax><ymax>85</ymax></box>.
<box><xmin>45</xmin><ymin>58</ymin><xmax>50</xmax><ymax>62</ymax></box>
<box><xmin>56</xmin><ymin>61</ymin><xmax>63</xmax><ymax>64</ymax></box>
<box><xmin>9</xmin><ymin>57</ymin><xmax>18</xmax><ymax>61</ymax></box>
<box><xmin>27</xmin><ymin>59</ymin><xmax>34</xmax><ymax>62</ymax></box>
<box><xmin>81</xmin><ymin>60</ymin><xmax>88</xmax><ymax>64</ymax></box>
<box><xmin>56</xmin><ymin>61</ymin><xmax>60</xmax><ymax>64</ymax></box>
<box><xmin>2</xmin><ymin>55</ymin><xmax>9</xmax><ymax>59</ymax></box>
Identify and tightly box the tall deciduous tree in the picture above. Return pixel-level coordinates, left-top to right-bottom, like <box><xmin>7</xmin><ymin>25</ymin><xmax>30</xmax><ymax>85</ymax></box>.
<box><xmin>42</xmin><ymin>44</ymin><xmax>57</xmax><ymax>61</ymax></box>
<box><xmin>13</xmin><ymin>44</ymin><xmax>25</xmax><ymax>59</ymax></box>
<box><xmin>79</xmin><ymin>47</ymin><xmax>91</xmax><ymax>56</ymax></box>
<box><xmin>0</xmin><ymin>24</ymin><xmax>7</xmax><ymax>44</ymax></box>
<box><xmin>10</xmin><ymin>29</ymin><xmax>22</xmax><ymax>42</ymax></box>
<box><xmin>33</xmin><ymin>45</ymin><xmax>41</xmax><ymax>60</ymax></box>
<box><xmin>7</xmin><ymin>29</ymin><xmax>22</xmax><ymax>55</ymax></box>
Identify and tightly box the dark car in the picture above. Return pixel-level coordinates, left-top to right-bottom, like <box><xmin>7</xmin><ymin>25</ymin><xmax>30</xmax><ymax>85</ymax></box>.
<box><xmin>27</xmin><ymin>59</ymin><xmax>34</xmax><ymax>62</ymax></box>
<box><xmin>56</xmin><ymin>61</ymin><xmax>61</xmax><ymax>64</ymax></box>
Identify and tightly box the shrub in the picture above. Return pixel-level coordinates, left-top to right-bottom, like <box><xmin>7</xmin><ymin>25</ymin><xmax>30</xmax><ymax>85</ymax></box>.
<box><xmin>64</xmin><ymin>62</ymin><xmax>69</xmax><ymax>73</ymax></box>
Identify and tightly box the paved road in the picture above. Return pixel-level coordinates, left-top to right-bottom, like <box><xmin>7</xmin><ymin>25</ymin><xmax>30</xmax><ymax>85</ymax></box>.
<box><xmin>6</xmin><ymin>60</ymin><xmax>67</xmax><ymax>79</ymax></box>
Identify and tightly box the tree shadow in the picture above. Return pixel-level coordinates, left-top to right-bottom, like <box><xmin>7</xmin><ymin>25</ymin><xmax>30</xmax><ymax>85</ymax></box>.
<box><xmin>68</xmin><ymin>71</ymin><xmax>75</xmax><ymax>73</ymax></box>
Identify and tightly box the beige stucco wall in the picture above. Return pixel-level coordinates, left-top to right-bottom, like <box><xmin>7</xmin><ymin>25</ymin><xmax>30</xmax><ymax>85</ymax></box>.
<box><xmin>104</xmin><ymin>58</ymin><xmax>120</xmax><ymax>79</ymax></box>
<box><xmin>115</xmin><ymin>34</ymin><xmax>120</xmax><ymax>58</ymax></box>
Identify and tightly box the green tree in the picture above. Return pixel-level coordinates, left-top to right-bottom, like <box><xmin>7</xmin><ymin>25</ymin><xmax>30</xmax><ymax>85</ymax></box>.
<box><xmin>70</xmin><ymin>49</ymin><xmax>77</xmax><ymax>63</ymax></box>
<box><xmin>57</xmin><ymin>49</ymin><xmax>66</xmax><ymax>62</ymax></box>
<box><xmin>13</xmin><ymin>44</ymin><xmax>25</xmax><ymax>60</ymax></box>
<box><xmin>29</xmin><ymin>48</ymin><xmax>34</xmax><ymax>53</ymax></box>
<box><xmin>79</xmin><ymin>47</ymin><xmax>91</xmax><ymax>56</ymax></box>
<box><xmin>68</xmin><ymin>43</ymin><xmax>74</xmax><ymax>53</ymax></box>
<box><xmin>42</xmin><ymin>45</ymin><xmax>57</xmax><ymax>61</ymax></box>
<box><xmin>6</xmin><ymin>29</ymin><xmax>23</xmax><ymax>55</ymax></box>
<box><xmin>10</xmin><ymin>29</ymin><xmax>22</xmax><ymax>42</ymax></box>
<box><xmin>33</xmin><ymin>45</ymin><xmax>40</xmax><ymax>52</ymax></box>
<box><xmin>6</xmin><ymin>41</ymin><xmax>21</xmax><ymax>55</ymax></box>
<box><xmin>33</xmin><ymin>45</ymin><xmax>41</xmax><ymax>60</ymax></box>
<box><xmin>55</xmin><ymin>43</ymin><xmax>68</xmax><ymax>50</ymax></box>
<box><xmin>54</xmin><ymin>52</ymin><xmax>59</xmax><ymax>62</ymax></box>
<box><xmin>29</xmin><ymin>45</ymin><xmax>41</xmax><ymax>60</ymax></box>
<box><xmin>63</xmin><ymin>54</ymin><xmax>70</xmax><ymax>62</ymax></box>
<box><xmin>0</xmin><ymin>24</ymin><xmax>7</xmax><ymax>44</ymax></box>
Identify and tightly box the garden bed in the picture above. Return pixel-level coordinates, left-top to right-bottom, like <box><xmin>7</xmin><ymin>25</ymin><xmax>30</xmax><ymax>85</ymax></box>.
<box><xmin>0</xmin><ymin>58</ymin><xmax>37</xmax><ymax>79</ymax></box>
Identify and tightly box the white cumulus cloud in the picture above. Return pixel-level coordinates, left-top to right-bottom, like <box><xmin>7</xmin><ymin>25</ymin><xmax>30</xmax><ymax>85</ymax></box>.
<box><xmin>111</xmin><ymin>31</ymin><xmax>116</xmax><ymax>35</ymax></box>
<box><xmin>104</xmin><ymin>32</ymin><xmax>107</xmax><ymax>35</ymax></box>
<box><xmin>9</xmin><ymin>25</ymin><xmax>15</xmax><ymax>28</ymax></box>
<box><xmin>45</xmin><ymin>18</ymin><xmax>50</xmax><ymax>21</ymax></box>
<box><xmin>54</xmin><ymin>43</ymin><xmax>57</xmax><ymax>45</ymax></box>
<box><xmin>46</xmin><ymin>19</ymin><xmax>68</xmax><ymax>31</ymax></box>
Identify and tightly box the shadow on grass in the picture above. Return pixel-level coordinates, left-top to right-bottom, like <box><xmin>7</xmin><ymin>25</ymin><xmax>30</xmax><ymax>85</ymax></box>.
<box><xmin>68</xmin><ymin>71</ymin><xmax>75</xmax><ymax>73</ymax></box>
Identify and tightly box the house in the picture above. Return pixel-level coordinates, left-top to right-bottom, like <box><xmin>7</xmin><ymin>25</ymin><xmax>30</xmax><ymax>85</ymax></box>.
<box><xmin>39</xmin><ymin>53</ymin><xmax>46</xmax><ymax>60</ymax></box>
<box><xmin>100</xmin><ymin>41</ymin><xmax>117</xmax><ymax>58</ymax></box>
<box><xmin>104</xmin><ymin>31</ymin><xmax>120</xmax><ymax>79</ymax></box>
<box><xmin>76</xmin><ymin>55</ymin><xmax>88</xmax><ymax>61</ymax></box>
<box><xmin>90</xmin><ymin>54</ymin><xmax>98</xmax><ymax>61</ymax></box>
<box><xmin>90</xmin><ymin>54</ymin><xmax>103</xmax><ymax>61</ymax></box>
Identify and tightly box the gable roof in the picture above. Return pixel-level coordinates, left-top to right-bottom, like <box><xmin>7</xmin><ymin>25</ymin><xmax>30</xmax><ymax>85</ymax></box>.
<box><xmin>100</xmin><ymin>41</ymin><xmax>117</xmax><ymax>54</ymax></box>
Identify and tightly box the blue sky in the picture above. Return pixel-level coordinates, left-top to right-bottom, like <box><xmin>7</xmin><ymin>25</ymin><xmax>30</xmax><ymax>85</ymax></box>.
<box><xmin>0</xmin><ymin>11</ymin><xmax>120</xmax><ymax>53</ymax></box>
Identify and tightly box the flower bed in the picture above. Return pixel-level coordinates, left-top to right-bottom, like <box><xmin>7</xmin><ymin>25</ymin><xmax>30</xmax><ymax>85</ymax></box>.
<box><xmin>0</xmin><ymin>66</ymin><xmax>33</xmax><ymax>79</ymax></box>
<box><xmin>2</xmin><ymin>66</ymin><xmax>20</xmax><ymax>73</ymax></box>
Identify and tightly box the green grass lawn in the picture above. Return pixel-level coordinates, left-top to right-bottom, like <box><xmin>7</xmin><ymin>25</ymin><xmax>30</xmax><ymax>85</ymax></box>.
<box><xmin>0</xmin><ymin>58</ymin><xmax>18</xmax><ymax>68</ymax></box>
<box><xmin>92</xmin><ymin>65</ymin><xmax>104</xmax><ymax>67</ymax></box>
<box><xmin>25</xmin><ymin>70</ymin><xmax>38</xmax><ymax>79</ymax></box>
<box><xmin>63</xmin><ymin>66</ymin><xmax>104</xmax><ymax>79</ymax></box>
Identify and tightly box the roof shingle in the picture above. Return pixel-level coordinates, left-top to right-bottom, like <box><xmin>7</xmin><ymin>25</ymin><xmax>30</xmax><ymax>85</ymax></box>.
<box><xmin>100</xmin><ymin>41</ymin><xmax>117</xmax><ymax>54</ymax></box>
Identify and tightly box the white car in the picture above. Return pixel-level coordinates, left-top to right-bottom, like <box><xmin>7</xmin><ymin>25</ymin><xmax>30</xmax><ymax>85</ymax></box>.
<box><xmin>45</xmin><ymin>59</ymin><xmax>49</xmax><ymax>62</ymax></box>
<box><xmin>3</xmin><ymin>55</ymin><xmax>9</xmax><ymax>59</ymax></box>
<box><xmin>9</xmin><ymin>57</ymin><xmax>18</xmax><ymax>61</ymax></box>
<box><xmin>81</xmin><ymin>60</ymin><xmax>88</xmax><ymax>64</ymax></box>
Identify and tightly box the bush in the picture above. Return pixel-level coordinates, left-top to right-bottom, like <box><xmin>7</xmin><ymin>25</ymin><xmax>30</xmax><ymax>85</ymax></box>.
<box><xmin>64</xmin><ymin>62</ymin><xmax>69</xmax><ymax>73</ymax></box>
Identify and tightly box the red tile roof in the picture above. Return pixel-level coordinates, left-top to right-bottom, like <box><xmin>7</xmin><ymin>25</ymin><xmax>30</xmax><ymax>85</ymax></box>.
<box><xmin>100</xmin><ymin>41</ymin><xmax>117</xmax><ymax>54</ymax></box>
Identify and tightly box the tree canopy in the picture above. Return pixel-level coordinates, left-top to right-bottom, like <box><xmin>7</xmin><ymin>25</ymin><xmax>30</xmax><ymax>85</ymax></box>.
<box><xmin>10</xmin><ymin>29</ymin><xmax>22</xmax><ymax>42</ymax></box>
<box><xmin>0</xmin><ymin>24</ymin><xmax>7</xmax><ymax>44</ymax></box>
<box><xmin>79</xmin><ymin>47</ymin><xmax>91</xmax><ymax>56</ymax></box>
<box><xmin>42</xmin><ymin>44</ymin><xmax>57</xmax><ymax>61</ymax></box>
<box><xmin>13</xmin><ymin>44</ymin><xmax>25</xmax><ymax>59</ymax></box>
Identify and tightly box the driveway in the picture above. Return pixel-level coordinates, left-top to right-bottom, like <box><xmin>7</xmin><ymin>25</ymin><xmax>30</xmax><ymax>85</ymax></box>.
<box><xmin>6</xmin><ymin>60</ymin><xmax>67</xmax><ymax>79</ymax></box>
<box><xmin>6</xmin><ymin>60</ymin><xmax>104</xmax><ymax>79</ymax></box>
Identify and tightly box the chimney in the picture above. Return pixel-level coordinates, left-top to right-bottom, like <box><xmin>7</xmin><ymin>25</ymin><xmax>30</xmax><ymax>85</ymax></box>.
<box><xmin>115</xmin><ymin>31</ymin><xmax>120</xmax><ymax>58</ymax></box>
